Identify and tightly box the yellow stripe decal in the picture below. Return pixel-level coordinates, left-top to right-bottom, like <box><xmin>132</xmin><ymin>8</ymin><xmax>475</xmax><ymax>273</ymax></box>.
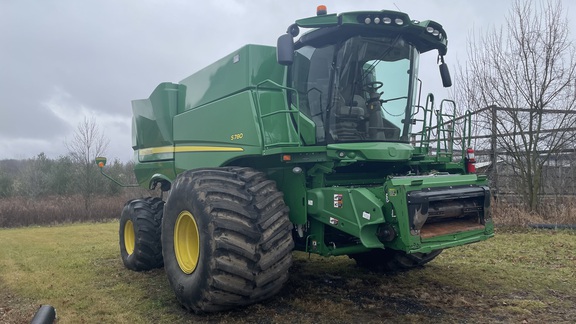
<box><xmin>139</xmin><ymin>146</ymin><xmax>244</xmax><ymax>156</ymax></box>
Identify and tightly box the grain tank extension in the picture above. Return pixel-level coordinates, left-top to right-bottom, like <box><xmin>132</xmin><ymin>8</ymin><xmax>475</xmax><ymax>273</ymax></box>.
<box><xmin>103</xmin><ymin>6</ymin><xmax>494</xmax><ymax>313</ymax></box>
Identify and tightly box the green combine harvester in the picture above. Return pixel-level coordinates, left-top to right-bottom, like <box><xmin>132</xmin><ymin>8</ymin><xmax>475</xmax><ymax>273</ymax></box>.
<box><xmin>98</xmin><ymin>6</ymin><xmax>493</xmax><ymax>313</ymax></box>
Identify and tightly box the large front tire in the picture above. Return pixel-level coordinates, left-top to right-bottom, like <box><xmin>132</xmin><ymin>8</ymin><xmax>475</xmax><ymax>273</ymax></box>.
<box><xmin>119</xmin><ymin>197</ymin><xmax>165</xmax><ymax>271</ymax></box>
<box><xmin>350</xmin><ymin>249</ymin><xmax>442</xmax><ymax>272</ymax></box>
<box><xmin>162</xmin><ymin>167</ymin><xmax>294</xmax><ymax>313</ymax></box>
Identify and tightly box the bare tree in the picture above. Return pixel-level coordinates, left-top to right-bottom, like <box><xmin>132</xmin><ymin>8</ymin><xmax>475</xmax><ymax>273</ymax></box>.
<box><xmin>454</xmin><ymin>0</ymin><xmax>576</xmax><ymax>211</ymax></box>
<box><xmin>66</xmin><ymin>117</ymin><xmax>109</xmax><ymax>210</ymax></box>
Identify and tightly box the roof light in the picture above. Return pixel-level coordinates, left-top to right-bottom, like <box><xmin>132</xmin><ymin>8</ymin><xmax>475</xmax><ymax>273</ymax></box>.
<box><xmin>383</xmin><ymin>17</ymin><xmax>392</xmax><ymax>24</ymax></box>
<box><xmin>364</xmin><ymin>17</ymin><xmax>371</xmax><ymax>24</ymax></box>
<box><xmin>432</xmin><ymin>29</ymin><xmax>440</xmax><ymax>36</ymax></box>
<box><xmin>426</xmin><ymin>26</ymin><xmax>434</xmax><ymax>33</ymax></box>
<box><xmin>374</xmin><ymin>17</ymin><xmax>380</xmax><ymax>24</ymax></box>
<box><xmin>316</xmin><ymin>5</ymin><xmax>327</xmax><ymax>16</ymax></box>
<box><xmin>394</xmin><ymin>18</ymin><xmax>404</xmax><ymax>25</ymax></box>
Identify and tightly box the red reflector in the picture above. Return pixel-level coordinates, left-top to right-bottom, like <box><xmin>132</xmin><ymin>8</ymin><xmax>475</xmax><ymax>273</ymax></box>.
<box><xmin>282</xmin><ymin>155</ymin><xmax>291</xmax><ymax>161</ymax></box>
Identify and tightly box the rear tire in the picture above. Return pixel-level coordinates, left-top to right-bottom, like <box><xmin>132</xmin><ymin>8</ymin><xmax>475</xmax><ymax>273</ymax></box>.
<box><xmin>162</xmin><ymin>167</ymin><xmax>294</xmax><ymax>313</ymax></box>
<box><xmin>350</xmin><ymin>249</ymin><xmax>442</xmax><ymax>272</ymax></box>
<box><xmin>119</xmin><ymin>197</ymin><xmax>165</xmax><ymax>271</ymax></box>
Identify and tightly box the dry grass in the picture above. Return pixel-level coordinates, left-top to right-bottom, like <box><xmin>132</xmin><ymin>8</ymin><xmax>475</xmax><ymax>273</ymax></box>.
<box><xmin>0</xmin><ymin>222</ymin><xmax>574</xmax><ymax>323</ymax></box>
<box><xmin>492</xmin><ymin>197</ymin><xmax>576</xmax><ymax>226</ymax></box>
<box><xmin>0</xmin><ymin>191</ymin><xmax>152</xmax><ymax>228</ymax></box>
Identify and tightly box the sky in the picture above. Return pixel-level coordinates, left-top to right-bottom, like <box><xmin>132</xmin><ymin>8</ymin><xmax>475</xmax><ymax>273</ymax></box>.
<box><xmin>1</xmin><ymin>0</ymin><xmax>574</xmax><ymax>162</ymax></box>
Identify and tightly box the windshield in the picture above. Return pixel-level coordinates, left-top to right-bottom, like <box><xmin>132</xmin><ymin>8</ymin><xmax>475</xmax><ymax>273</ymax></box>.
<box><xmin>292</xmin><ymin>35</ymin><xmax>419</xmax><ymax>143</ymax></box>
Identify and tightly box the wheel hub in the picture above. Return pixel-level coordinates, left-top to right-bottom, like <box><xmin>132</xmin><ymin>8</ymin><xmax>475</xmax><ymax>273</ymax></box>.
<box><xmin>124</xmin><ymin>220</ymin><xmax>135</xmax><ymax>255</ymax></box>
<box><xmin>174</xmin><ymin>210</ymin><xmax>200</xmax><ymax>274</ymax></box>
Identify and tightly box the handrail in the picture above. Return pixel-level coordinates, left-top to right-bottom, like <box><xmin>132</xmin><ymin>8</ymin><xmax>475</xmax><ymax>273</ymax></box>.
<box><xmin>255</xmin><ymin>79</ymin><xmax>301</xmax><ymax>148</ymax></box>
<box><xmin>410</xmin><ymin>95</ymin><xmax>462</xmax><ymax>162</ymax></box>
<box><xmin>412</xmin><ymin>93</ymin><xmax>435</xmax><ymax>150</ymax></box>
<box><xmin>437</xmin><ymin>99</ymin><xmax>456</xmax><ymax>160</ymax></box>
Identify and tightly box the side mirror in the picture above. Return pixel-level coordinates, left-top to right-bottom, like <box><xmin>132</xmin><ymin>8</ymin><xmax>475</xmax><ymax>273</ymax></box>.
<box><xmin>277</xmin><ymin>33</ymin><xmax>294</xmax><ymax>66</ymax></box>
<box><xmin>438</xmin><ymin>56</ymin><xmax>452</xmax><ymax>88</ymax></box>
<box><xmin>95</xmin><ymin>156</ymin><xmax>107</xmax><ymax>168</ymax></box>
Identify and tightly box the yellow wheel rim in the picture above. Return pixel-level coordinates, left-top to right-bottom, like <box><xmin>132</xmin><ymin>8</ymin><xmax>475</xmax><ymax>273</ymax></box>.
<box><xmin>174</xmin><ymin>211</ymin><xmax>200</xmax><ymax>274</ymax></box>
<box><xmin>124</xmin><ymin>220</ymin><xmax>135</xmax><ymax>255</ymax></box>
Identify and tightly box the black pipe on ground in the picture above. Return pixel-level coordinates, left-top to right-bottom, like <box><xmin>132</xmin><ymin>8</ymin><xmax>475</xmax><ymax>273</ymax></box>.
<box><xmin>529</xmin><ymin>224</ymin><xmax>576</xmax><ymax>230</ymax></box>
<box><xmin>30</xmin><ymin>305</ymin><xmax>56</xmax><ymax>324</ymax></box>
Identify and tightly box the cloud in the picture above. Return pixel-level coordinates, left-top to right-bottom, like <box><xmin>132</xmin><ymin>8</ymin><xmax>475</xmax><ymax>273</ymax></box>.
<box><xmin>0</xmin><ymin>136</ymin><xmax>64</xmax><ymax>160</ymax></box>
<box><xmin>41</xmin><ymin>86</ymin><xmax>132</xmax><ymax>161</ymax></box>
<box><xmin>1</xmin><ymin>0</ymin><xmax>574</xmax><ymax>161</ymax></box>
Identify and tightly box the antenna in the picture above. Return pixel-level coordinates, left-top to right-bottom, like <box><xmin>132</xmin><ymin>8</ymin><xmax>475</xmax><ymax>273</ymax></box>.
<box><xmin>393</xmin><ymin>3</ymin><xmax>401</xmax><ymax>11</ymax></box>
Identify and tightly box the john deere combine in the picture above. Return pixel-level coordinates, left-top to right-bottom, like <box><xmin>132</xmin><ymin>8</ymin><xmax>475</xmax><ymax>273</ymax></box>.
<box><xmin>102</xmin><ymin>6</ymin><xmax>493</xmax><ymax>313</ymax></box>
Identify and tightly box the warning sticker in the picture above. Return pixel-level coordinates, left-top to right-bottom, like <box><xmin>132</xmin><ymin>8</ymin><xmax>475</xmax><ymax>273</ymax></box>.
<box><xmin>333</xmin><ymin>194</ymin><xmax>343</xmax><ymax>208</ymax></box>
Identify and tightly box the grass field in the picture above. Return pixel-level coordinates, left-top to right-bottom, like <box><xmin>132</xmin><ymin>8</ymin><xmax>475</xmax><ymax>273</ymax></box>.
<box><xmin>0</xmin><ymin>222</ymin><xmax>575</xmax><ymax>323</ymax></box>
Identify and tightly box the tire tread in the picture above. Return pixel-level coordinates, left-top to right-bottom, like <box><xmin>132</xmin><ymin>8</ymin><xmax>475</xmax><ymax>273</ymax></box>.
<box><xmin>120</xmin><ymin>197</ymin><xmax>164</xmax><ymax>271</ymax></box>
<box><xmin>164</xmin><ymin>167</ymin><xmax>294</xmax><ymax>313</ymax></box>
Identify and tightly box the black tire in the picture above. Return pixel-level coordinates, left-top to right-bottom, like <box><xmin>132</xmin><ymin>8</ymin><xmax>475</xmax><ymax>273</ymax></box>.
<box><xmin>119</xmin><ymin>197</ymin><xmax>165</xmax><ymax>271</ymax></box>
<box><xmin>350</xmin><ymin>249</ymin><xmax>442</xmax><ymax>272</ymax></box>
<box><xmin>162</xmin><ymin>167</ymin><xmax>294</xmax><ymax>313</ymax></box>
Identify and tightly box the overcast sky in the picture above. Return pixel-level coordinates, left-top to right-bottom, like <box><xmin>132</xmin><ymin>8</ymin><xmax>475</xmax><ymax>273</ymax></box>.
<box><xmin>1</xmin><ymin>0</ymin><xmax>574</xmax><ymax>161</ymax></box>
